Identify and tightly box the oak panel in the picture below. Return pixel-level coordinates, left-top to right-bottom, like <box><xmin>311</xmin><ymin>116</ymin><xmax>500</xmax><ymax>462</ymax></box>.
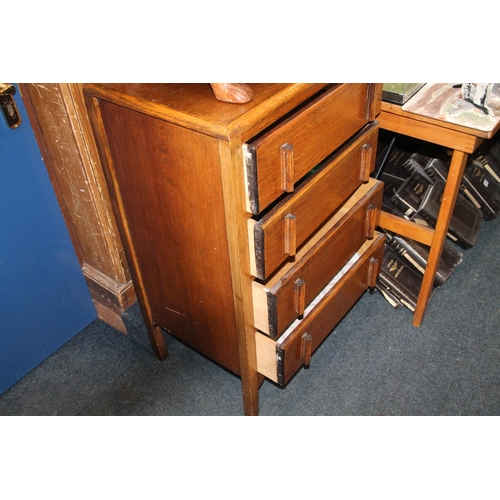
<box><xmin>97</xmin><ymin>100</ymin><xmax>241</xmax><ymax>373</ymax></box>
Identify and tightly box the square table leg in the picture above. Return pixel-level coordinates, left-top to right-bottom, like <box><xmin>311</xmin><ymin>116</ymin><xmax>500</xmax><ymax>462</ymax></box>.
<box><xmin>412</xmin><ymin>149</ymin><xmax>468</xmax><ymax>326</ymax></box>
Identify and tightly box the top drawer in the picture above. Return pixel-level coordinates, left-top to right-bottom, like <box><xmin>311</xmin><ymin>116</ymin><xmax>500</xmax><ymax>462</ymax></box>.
<box><xmin>244</xmin><ymin>83</ymin><xmax>379</xmax><ymax>214</ymax></box>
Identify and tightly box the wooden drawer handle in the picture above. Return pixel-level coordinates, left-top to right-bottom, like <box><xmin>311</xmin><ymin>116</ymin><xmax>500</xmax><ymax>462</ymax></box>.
<box><xmin>365</xmin><ymin>83</ymin><xmax>381</xmax><ymax>121</ymax></box>
<box><xmin>367</xmin><ymin>257</ymin><xmax>380</xmax><ymax>288</ymax></box>
<box><xmin>301</xmin><ymin>332</ymin><xmax>312</xmax><ymax>368</ymax></box>
<box><xmin>365</xmin><ymin>204</ymin><xmax>378</xmax><ymax>238</ymax></box>
<box><xmin>359</xmin><ymin>143</ymin><xmax>373</xmax><ymax>182</ymax></box>
<box><xmin>281</xmin><ymin>143</ymin><xmax>295</xmax><ymax>192</ymax></box>
<box><xmin>294</xmin><ymin>278</ymin><xmax>306</xmax><ymax>316</ymax></box>
<box><xmin>284</xmin><ymin>213</ymin><xmax>297</xmax><ymax>256</ymax></box>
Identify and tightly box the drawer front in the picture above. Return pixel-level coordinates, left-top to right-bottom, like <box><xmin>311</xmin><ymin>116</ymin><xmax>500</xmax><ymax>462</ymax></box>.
<box><xmin>244</xmin><ymin>83</ymin><xmax>378</xmax><ymax>214</ymax></box>
<box><xmin>252</xmin><ymin>178</ymin><xmax>383</xmax><ymax>339</ymax></box>
<box><xmin>255</xmin><ymin>234</ymin><xmax>385</xmax><ymax>386</ymax></box>
<box><xmin>249</xmin><ymin>123</ymin><xmax>379</xmax><ymax>279</ymax></box>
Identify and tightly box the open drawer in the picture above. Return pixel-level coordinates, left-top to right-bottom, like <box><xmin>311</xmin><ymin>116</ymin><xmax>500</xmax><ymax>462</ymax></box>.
<box><xmin>255</xmin><ymin>233</ymin><xmax>385</xmax><ymax>387</ymax></box>
<box><xmin>244</xmin><ymin>83</ymin><xmax>380</xmax><ymax>214</ymax></box>
<box><xmin>252</xmin><ymin>178</ymin><xmax>383</xmax><ymax>338</ymax></box>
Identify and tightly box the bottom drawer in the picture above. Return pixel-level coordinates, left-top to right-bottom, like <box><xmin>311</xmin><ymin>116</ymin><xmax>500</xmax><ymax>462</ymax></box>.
<box><xmin>255</xmin><ymin>233</ymin><xmax>385</xmax><ymax>386</ymax></box>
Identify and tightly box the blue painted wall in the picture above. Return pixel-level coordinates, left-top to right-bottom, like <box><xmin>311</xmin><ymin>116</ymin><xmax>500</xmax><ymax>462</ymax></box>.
<box><xmin>0</xmin><ymin>84</ymin><xmax>97</xmax><ymax>395</ymax></box>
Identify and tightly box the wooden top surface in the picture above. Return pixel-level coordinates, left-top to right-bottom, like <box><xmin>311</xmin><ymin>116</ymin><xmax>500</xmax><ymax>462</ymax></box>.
<box><xmin>381</xmin><ymin>101</ymin><xmax>500</xmax><ymax>140</ymax></box>
<box><xmin>84</xmin><ymin>83</ymin><xmax>329</xmax><ymax>141</ymax></box>
<box><xmin>379</xmin><ymin>101</ymin><xmax>500</xmax><ymax>153</ymax></box>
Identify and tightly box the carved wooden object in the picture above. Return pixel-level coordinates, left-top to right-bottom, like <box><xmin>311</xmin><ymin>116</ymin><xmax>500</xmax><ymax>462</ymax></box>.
<box><xmin>210</xmin><ymin>83</ymin><xmax>253</xmax><ymax>103</ymax></box>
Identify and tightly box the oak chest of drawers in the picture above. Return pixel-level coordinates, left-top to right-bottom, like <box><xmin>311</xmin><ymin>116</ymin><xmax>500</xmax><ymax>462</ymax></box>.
<box><xmin>84</xmin><ymin>83</ymin><xmax>384</xmax><ymax>415</ymax></box>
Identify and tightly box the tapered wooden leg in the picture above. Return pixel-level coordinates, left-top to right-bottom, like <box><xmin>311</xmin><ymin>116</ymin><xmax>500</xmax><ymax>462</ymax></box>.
<box><xmin>124</xmin><ymin>290</ymin><xmax>168</xmax><ymax>360</ymax></box>
<box><xmin>237</xmin><ymin>324</ymin><xmax>261</xmax><ymax>415</ymax></box>
<box><xmin>412</xmin><ymin>150</ymin><xmax>468</xmax><ymax>326</ymax></box>
<box><xmin>240</xmin><ymin>342</ymin><xmax>261</xmax><ymax>415</ymax></box>
<box><xmin>241</xmin><ymin>370</ymin><xmax>260</xmax><ymax>416</ymax></box>
<box><xmin>135</xmin><ymin>289</ymin><xmax>169</xmax><ymax>360</ymax></box>
<box><xmin>149</xmin><ymin>324</ymin><xmax>169</xmax><ymax>361</ymax></box>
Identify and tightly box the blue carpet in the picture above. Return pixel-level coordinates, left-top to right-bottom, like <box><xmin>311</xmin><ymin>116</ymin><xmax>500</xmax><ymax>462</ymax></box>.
<box><xmin>1</xmin><ymin>216</ymin><xmax>499</xmax><ymax>416</ymax></box>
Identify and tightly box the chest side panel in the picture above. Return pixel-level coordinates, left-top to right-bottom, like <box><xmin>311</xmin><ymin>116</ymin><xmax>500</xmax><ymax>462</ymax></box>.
<box><xmin>98</xmin><ymin>100</ymin><xmax>240</xmax><ymax>373</ymax></box>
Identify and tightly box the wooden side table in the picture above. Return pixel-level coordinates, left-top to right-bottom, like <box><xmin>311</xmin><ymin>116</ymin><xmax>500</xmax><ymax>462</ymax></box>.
<box><xmin>377</xmin><ymin>101</ymin><xmax>500</xmax><ymax>327</ymax></box>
